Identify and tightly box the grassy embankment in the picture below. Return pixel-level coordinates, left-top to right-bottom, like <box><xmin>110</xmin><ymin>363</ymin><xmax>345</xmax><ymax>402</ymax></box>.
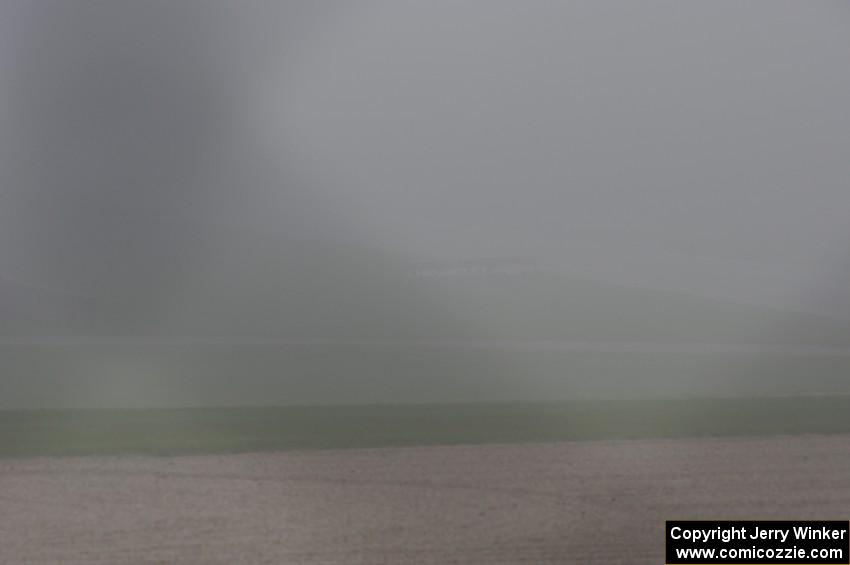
<box><xmin>3</xmin><ymin>396</ymin><xmax>850</xmax><ymax>458</ymax></box>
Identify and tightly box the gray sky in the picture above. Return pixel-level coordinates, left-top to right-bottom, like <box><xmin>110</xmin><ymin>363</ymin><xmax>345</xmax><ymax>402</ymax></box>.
<box><xmin>2</xmin><ymin>0</ymin><xmax>850</xmax><ymax>317</ymax></box>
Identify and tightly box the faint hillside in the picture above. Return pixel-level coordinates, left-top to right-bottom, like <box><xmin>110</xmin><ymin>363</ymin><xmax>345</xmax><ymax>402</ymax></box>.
<box><xmin>4</xmin><ymin>223</ymin><xmax>850</xmax><ymax>346</ymax></box>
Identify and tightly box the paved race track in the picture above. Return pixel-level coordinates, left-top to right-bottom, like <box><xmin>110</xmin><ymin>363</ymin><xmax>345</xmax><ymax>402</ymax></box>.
<box><xmin>2</xmin><ymin>435</ymin><xmax>849</xmax><ymax>564</ymax></box>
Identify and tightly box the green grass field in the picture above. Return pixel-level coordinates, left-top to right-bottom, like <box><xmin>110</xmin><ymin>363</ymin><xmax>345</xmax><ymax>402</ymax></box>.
<box><xmin>3</xmin><ymin>396</ymin><xmax>850</xmax><ymax>458</ymax></box>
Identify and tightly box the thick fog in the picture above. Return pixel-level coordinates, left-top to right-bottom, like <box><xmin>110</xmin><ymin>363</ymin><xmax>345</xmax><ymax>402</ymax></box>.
<box><xmin>3</xmin><ymin>1</ymin><xmax>850</xmax><ymax>315</ymax></box>
<box><xmin>2</xmin><ymin>1</ymin><xmax>850</xmax><ymax>407</ymax></box>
